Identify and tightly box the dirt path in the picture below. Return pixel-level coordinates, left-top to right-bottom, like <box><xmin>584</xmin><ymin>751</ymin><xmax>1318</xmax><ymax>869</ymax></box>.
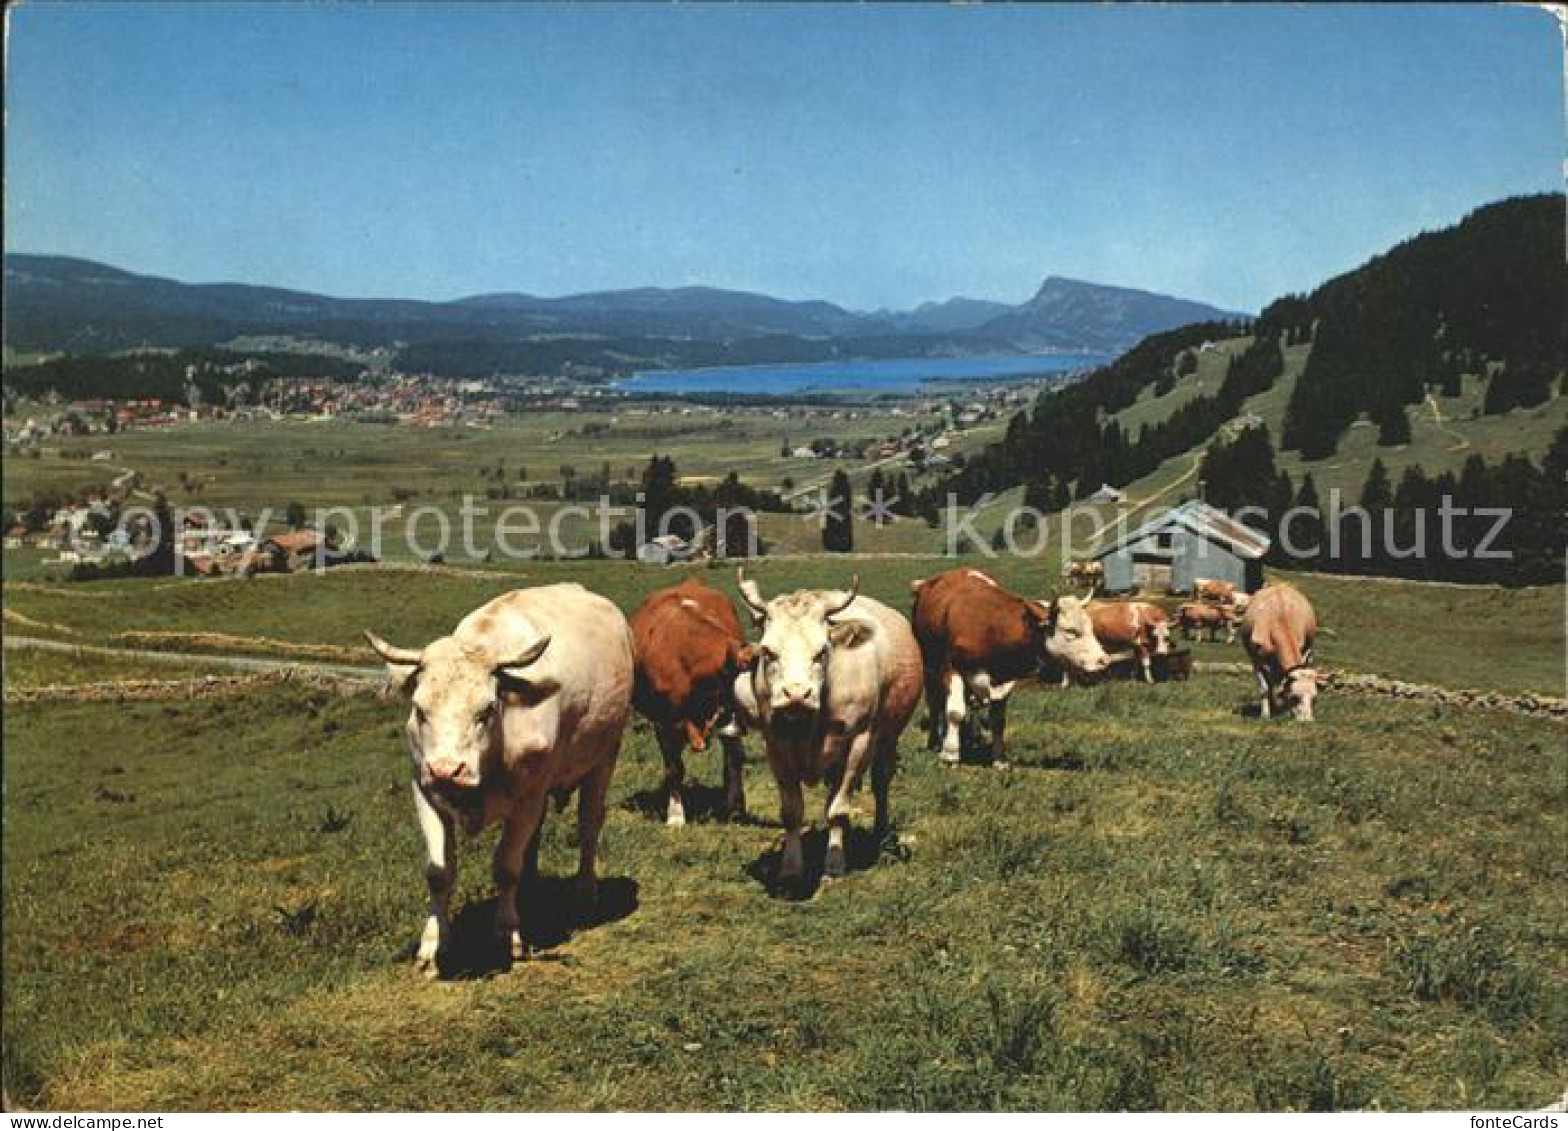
<box><xmin>3</xmin><ymin>633</ymin><xmax>382</xmax><ymax>681</ymax></box>
<box><xmin>1425</xmin><ymin>393</ymin><xmax>1471</xmax><ymax>452</ymax></box>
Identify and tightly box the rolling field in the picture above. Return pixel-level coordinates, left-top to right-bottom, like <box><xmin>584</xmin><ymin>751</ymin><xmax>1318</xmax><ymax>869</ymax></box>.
<box><xmin>1</xmin><ymin>404</ymin><xmax>1009</xmax><ymax>566</ymax></box>
<box><xmin>3</xmin><ymin>560</ymin><xmax>1565</xmax><ymax>1110</ymax></box>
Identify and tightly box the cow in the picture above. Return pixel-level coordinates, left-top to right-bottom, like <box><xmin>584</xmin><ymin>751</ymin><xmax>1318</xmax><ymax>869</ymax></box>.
<box><xmin>629</xmin><ymin>578</ymin><xmax>753</xmax><ymax>827</ymax></box>
<box><xmin>1177</xmin><ymin>600</ymin><xmax>1237</xmax><ymax>644</ymax></box>
<box><xmin>1087</xmin><ymin>600</ymin><xmax>1171</xmax><ymax>684</ymax></box>
<box><xmin>910</xmin><ymin>568</ymin><xmax>1111</xmax><ymax>764</ymax></box>
<box><xmin>733</xmin><ymin>570</ymin><xmax>922</xmax><ymax>889</ymax></box>
<box><xmin>1193</xmin><ymin>577</ymin><xmax>1238</xmax><ymax>605</ymax></box>
<box><xmin>1237</xmin><ymin>583</ymin><xmax>1320</xmax><ymax>721</ymax></box>
<box><xmin>365</xmin><ymin>582</ymin><xmax>634</xmax><ymax>975</ymax></box>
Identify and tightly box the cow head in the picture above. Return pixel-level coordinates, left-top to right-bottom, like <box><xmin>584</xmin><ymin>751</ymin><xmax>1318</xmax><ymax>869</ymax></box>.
<box><xmin>1149</xmin><ymin>615</ymin><xmax>1172</xmax><ymax>656</ymax></box>
<box><xmin>1278</xmin><ymin>665</ymin><xmax>1319</xmax><ymax>722</ymax></box>
<box><xmin>737</xmin><ymin>569</ymin><xmax>861</xmax><ymax>735</ymax></box>
<box><xmin>1038</xmin><ymin>593</ymin><xmax>1111</xmax><ymax>678</ymax></box>
<box><xmin>365</xmin><ymin>629</ymin><xmax>552</xmax><ymax>796</ymax></box>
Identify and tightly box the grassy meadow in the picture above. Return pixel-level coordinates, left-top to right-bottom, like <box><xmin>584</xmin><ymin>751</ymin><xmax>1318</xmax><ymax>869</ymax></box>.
<box><xmin>3</xmin><ymin>559</ymin><xmax>1566</xmax><ymax>1110</ymax></box>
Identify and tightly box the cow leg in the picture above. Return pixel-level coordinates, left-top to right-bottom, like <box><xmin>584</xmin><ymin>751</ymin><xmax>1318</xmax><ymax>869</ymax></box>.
<box><xmin>870</xmin><ymin>739</ymin><xmax>897</xmax><ymax>839</ymax></box>
<box><xmin>988</xmin><ymin>681</ymin><xmax>1016</xmax><ymax>767</ymax></box>
<box><xmin>412</xmin><ymin>783</ymin><xmax>457</xmax><ymax>976</ymax></box>
<box><xmin>1255</xmin><ymin>669</ymin><xmax>1273</xmax><ymax>719</ymax></box>
<box><xmin>492</xmin><ymin>793</ymin><xmax>549</xmax><ymax>961</ymax></box>
<box><xmin>656</xmin><ymin>725</ymin><xmax>688</xmax><ymax>828</ymax></box>
<box><xmin>923</xmin><ymin>667</ymin><xmax>946</xmax><ymax>752</ymax></box>
<box><xmin>523</xmin><ymin>813</ymin><xmax>543</xmax><ymax>891</ymax></box>
<box><xmin>940</xmin><ymin>671</ymin><xmax>966</xmax><ymax>764</ymax></box>
<box><xmin>720</xmin><ymin>731</ymin><xmax>747</xmax><ymax>821</ymax></box>
<box><xmin>776</xmin><ymin>774</ymin><xmax>807</xmax><ymax>888</ymax></box>
<box><xmin>574</xmin><ymin>758</ymin><xmax>615</xmax><ymax>910</ymax></box>
<box><xmin>1138</xmin><ymin>646</ymin><xmax>1154</xmax><ymax>684</ymax></box>
<box><xmin>825</xmin><ymin>731</ymin><xmax>874</xmax><ymax>880</ymax></box>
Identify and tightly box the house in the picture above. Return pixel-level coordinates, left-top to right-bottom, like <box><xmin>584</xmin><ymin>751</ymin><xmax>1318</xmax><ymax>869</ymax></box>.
<box><xmin>260</xmin><ymin>530</ymin><xmax>326</xmax><ymax>570</ymax></box>
<box><xmin>636</xmin><ymin>533</ymin><xmax>694</xmax><ymax>565</ymax></box>
<box><xmin>1088</xmin><ymin>499</ymin><xmax>1270</xmax><ymax>595</ymax></box>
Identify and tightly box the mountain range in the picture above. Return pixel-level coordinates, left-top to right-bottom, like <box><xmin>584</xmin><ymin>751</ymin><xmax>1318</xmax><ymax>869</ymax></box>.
<box><xmin>2</xmin><ymin>255</ymin><xmax>1245</xmax><ymax>370</ymax></box>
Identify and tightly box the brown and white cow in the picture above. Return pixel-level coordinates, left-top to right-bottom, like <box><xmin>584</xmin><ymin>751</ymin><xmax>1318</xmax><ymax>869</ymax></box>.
<box><xmin>1087</xmin><ymin>600</ymin><xmax>1171</xmax><ymax>684</ymax></box>
<box><xmin>910</xmin><ymin>568</ymin><xmax>1111</xmax><ymax>764</ymax></box>
<box><xmin>733</xmin><ymin>571</ymin><xmax>922</xmax><ymax>888</ymax></box>
<box><xmin>366</xmin><ymin>583</ymin><xmax>634</xmax><ymax>974</ymax></box>
<box><xmin>1177</xmin><ymin>600</ymin><xmax>1237</xmax><ymax>644</ymax></box>
<box><xmin>1237</xmin><ymin>583</ymin><xmax>1320</xmax><ymax>721</ymax></box>
<box><xmin>629</xmin><ymin>578</ymin><xmax>753</xmax><ymax>827</ymax></box>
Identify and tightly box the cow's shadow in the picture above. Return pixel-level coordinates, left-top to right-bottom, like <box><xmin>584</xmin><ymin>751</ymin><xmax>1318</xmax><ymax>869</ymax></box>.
<box><xmin>745</xmin><ymin>826</ymin><xmax>896</xmax><ymax>901</ymax></box>
<box><xmin>424</xmin><ymin>875</ymin><xmax>639</xmax><ymax>980</ymax></box>
<box><xmin>621</xmin><ymin>784</ymin><xmax>768</xmax><ymax>827</ymax></box>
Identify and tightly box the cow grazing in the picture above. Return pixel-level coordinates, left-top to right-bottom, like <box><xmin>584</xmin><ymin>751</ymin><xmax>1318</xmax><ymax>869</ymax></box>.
<box><xmin>734</xmin><ymin>570</ymin><xmax>922</xmax><ymax>887</ymax></box>
<box><xmin>910</xmin><ymin>568</ymin><xmax>1111</xmax><ymax>764</ymax></box>
<box><xmin>366</xmin><ymin>583</ymin><xmax>634</xmax><ymax>974</ymax></box>
<box><xmin>1237</xmin><ymin>583</ymin><xmax>1320</xmax><ymax>721</ymax></box>
<box><xmin>1087</xmin><ymin>600</ymin><xmax>1171</xmax><ymax>684</ymax></box>
<box><xmin>629</xmin><ymin>578</ymin><xmax>753</xmax><ymax>826</ymax></box>
<box><xmin>1177</xmin><ymin>601</ymin><xmax>1237</xmax><ymax>644</ymax></box>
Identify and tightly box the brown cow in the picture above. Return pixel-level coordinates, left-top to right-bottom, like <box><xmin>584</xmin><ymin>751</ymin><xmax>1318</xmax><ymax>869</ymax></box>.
<box><xmin>1087</xmin><ymin>600</ymin><xmax>1171</xmax><ymax>683</ymax></box>
<box><xmin>1193</xmin><ymin>578</ymin><xmax>1238</xmax><ymax>605</ymax></box>
<box><xmin>1238</xmin><ymin>583</ymin><xmax>1320</xmax><ymax>721</ymax></box>
<box><xmin>911</xmin><ymin>568</ymin><xmax>1110</xmax><ymax>764</ymax></box>
<box><xmin>1177</xmin><ymin>601</ymin><xmax>1237</xmax><ymax>644</ymax></box>
<box><xmin>629</xmin><ymin>579</ymin><xmax>753</xmax><ymax>826</ymax></box>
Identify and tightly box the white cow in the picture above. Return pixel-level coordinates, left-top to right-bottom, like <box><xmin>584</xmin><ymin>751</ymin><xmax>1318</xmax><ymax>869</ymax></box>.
<box><xmin>366</xmin><ymin>582</ymin><xmax>633</xmax><ymax>974</ymax></box>
<box><xmin>734</xmin><ymin>571</ymin><xmax>923</xmax><ymax>890</ymax></box>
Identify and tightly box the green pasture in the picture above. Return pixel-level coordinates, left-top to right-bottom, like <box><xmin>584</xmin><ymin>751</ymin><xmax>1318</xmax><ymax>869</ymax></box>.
<box><xmin>4</xmin><ymin>642</ymin><xmax>1563</xmax><ymax>1109</ymax></box>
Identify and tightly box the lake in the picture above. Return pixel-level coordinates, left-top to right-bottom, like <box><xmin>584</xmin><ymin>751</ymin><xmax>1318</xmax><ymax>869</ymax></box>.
<box><xmin>612</xmin><ymin>353</ymin><xmax>1106</xmax><ymax>397</ymax></box>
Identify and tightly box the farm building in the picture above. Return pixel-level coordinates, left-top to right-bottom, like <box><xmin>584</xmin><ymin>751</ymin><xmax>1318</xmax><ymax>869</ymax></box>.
<box><xmin>1088</xmin><ymin>499</ymin><xmax>1269</xmax><ymax>595</ymax></box>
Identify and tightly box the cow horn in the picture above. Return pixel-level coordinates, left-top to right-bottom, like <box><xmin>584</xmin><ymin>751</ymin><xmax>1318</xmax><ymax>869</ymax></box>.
<box><xmin>736</xmin><ymin>567</ymin><xmax>768</xmax><ymax>621</ymax></box>
<box><xmin>825</xmin><ymin>574</ymin><xmax>860</xmax><ymax>619</ymax></box>
<box><xmin>364</xmin><ymin>630</ymin><xmax>423</xmax><ymax>667</ymax></box>
<box><xmin>495</xmin><ymin>634</ymin><xmax>551</xmax><ymax>675</ymax></box>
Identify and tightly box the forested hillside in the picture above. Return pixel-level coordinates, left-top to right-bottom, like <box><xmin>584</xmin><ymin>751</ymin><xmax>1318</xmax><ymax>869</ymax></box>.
<box><xmin>922</xmin><ymin>195</ymin><xmax>1567</xmax><ymax>584</ymax></box>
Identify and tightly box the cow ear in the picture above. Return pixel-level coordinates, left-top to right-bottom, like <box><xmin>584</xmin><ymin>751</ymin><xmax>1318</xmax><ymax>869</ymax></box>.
<box><xmin>365</xmin><ymin>630</ymin><xmax>422</xmax><ymax>693</ymax></box>
<box><xmin>729</xmin><ymin>641</ymin><xmax>758</xmax><ymax>672</ymax></box>
<box><xmin>828</xmin><ymin>620</ymin><xmax>872</xmax><ymax>649</ymax></box>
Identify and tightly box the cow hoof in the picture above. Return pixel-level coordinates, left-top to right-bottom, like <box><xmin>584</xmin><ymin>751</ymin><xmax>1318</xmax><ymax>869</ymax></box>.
<box><xmin>824</xmin><ymin>844</ymin><xmax>847</xmax><ymax>879</ymax></box>
<box><xmin>938</xmin><ymin>751</ymin><xmax>961</xmax><ymax>766</ymax></box>
<box><xmin>493</xmin><ymin>927</ymin><xmax>527</xmax><ymax>962</ymax></box>
<box><xmin>414</xmin><ymin>952</ymin><xmax>440</xmax><ymax>978</ymax></box>
<box><xmin>665</xmin><ymin>812</ymin><xmax>686</xmax><ymax>829</ymax></box>
<box><xmin>992</xmin><ymin>759</ymin><xmax>1011</xmax><ymax>772</ymax></box>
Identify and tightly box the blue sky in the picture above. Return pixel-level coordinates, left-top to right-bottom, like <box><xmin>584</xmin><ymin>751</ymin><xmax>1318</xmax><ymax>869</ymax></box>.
<box><xmin>5</xmin><ymin>3</ymin><xmax>1561</xmax><ymax>312</ymax></box>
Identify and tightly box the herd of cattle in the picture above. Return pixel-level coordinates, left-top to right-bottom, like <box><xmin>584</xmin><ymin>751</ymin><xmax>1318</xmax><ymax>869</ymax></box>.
<box><xmin>364</xmin><ymin>568</ymin><xmax>1319</xmax><ymax>973</ymax></box>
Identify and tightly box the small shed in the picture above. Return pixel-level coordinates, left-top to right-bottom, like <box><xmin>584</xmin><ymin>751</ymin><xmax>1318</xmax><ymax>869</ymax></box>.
<box><xmin>636</xmin><ymin>533</ymin><xmax>694</xmax><ymax>565</ymax></box>
<box><xmin>1089</xmin><ymin>500</ymin><xmax>1269</xmax><ymax>595</ymax></box>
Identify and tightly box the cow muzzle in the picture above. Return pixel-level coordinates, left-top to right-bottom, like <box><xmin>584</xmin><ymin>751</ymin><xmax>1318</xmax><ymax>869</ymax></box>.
<box><xmin>426</xmin><ymin>756</ymin><xmax>479</xmax><ymax>790</ymax></box>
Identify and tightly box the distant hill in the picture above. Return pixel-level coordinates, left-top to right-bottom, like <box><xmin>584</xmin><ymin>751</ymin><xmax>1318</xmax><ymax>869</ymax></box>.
<box><xmin>2</xmin><ymin>254</ymin><xmax>1244</xmax><ymax>370</ymax></box>
<box><xmin>863</xmin><ymin>296</ymin><xmax>1014</xmax><ymax>335</ymax></box>
<box><xmin>925</xmin><ymin>193</ymin><xmax>1566</xmax><ymax>584</ymax></box>
<box><xmin>972</xmin><ymin>276</ymin><xmax>1247</xmax><ymax>354</ymax></box>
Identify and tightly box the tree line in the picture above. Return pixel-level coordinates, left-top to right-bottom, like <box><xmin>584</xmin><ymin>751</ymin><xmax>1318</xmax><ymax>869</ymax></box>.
<box><xmin>1196</xmin><ymin>423</ymin><xmax>1567</xmax><ymax>587</ymax></box>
